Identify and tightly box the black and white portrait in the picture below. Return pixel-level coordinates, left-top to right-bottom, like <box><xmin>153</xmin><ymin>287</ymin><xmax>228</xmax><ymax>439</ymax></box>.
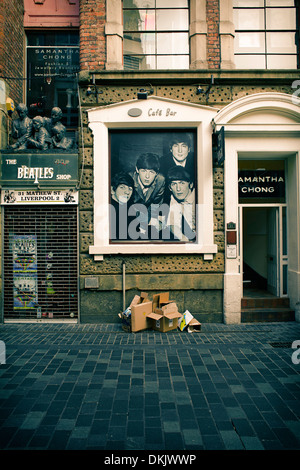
<box><xmin>109</xmin><ymin>129</ymin><xmax>197</xmax><ymax>243</ymax></box>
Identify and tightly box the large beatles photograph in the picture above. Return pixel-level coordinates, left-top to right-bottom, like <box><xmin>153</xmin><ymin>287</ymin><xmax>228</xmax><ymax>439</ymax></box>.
<box><xmin>109</xmin><ymin>129</ymin><xmax>197</xmax><ymax>243</ymax></box>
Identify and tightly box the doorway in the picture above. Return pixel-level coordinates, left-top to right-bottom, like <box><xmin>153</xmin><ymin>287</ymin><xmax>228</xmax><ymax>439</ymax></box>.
<box><xmin>241</xmin><ymin>206</ymin><xmax>287</xmax><ymax>298</ymax></box>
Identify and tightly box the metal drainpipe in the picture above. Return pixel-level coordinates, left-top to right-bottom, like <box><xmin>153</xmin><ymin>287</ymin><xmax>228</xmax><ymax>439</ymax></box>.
<box><xmin>122</xmin><ymin>261</ymin><xmax>126</xmax><ymax>311</ymax></box>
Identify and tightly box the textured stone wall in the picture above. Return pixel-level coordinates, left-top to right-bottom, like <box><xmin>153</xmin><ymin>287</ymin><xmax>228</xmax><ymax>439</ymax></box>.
<box><xmin>80</xmin><ymin>83</ymin><xmax>294</xmax><ymax>109</ymax></box>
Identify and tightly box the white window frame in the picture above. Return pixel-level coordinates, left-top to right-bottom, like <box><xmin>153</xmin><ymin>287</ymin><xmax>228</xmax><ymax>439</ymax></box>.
<box><xmin>233</xmin><ymin>1</ymin><xmax>299</xmax><ymax>69</ymax></box>
<box><xmin>105</xmin><ymin>0</ymin><xmax>208</xmax><ymax>70</ymax></box>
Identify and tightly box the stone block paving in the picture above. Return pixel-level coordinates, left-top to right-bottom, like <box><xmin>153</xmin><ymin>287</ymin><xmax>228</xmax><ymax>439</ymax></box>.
<box><xmin>0</xmin><ymin>322</ymin><xmax>299</xmax><ymax>451</ymax></box>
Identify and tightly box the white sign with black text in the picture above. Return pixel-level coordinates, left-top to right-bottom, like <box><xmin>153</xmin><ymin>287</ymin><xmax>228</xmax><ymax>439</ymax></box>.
<box><xmin>1</xmin><ymin>189</ymin><xmax>78</xmax><ymax>205</ymax></box>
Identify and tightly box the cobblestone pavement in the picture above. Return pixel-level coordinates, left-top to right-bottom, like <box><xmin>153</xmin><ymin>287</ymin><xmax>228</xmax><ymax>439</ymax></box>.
<box><xmin>0</xmin><ymin>322</ymin><xmax>300</xmax><ymax>451</ymax></box>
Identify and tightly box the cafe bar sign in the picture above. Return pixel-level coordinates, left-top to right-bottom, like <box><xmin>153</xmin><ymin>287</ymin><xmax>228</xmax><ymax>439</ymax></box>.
<box><xmin>1</xmin><ymin>153</ymin><xmax>78</xmax><ymax>187</ymax></box>
<box><xmin>238</xmin><ymin>169</ymin><xmax>285</xmax><ymax>200</ymax></box>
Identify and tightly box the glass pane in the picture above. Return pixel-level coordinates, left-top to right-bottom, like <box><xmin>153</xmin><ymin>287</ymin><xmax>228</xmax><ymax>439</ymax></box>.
<box><xmin>233</xmin><ymin>9</ymin><xmax>264</xmax><ymax>30</ymax></box>
<box><xmin>235</xmin><ymin>54</ymin><xmax>266</xmax><ymax>68</ymax></box>
<box><xmin>156</xmin><ymin>9</ymin><xmax>189</xmax><ymax>30</ymax></box>
<box><xmin>266</xmin><ymin>0</ymin><xmax>295</xmax><ymax>6</ymax></box>
<box><xmin>234</xmin><ymin>32</ymin><xmax>265</xmax><ymax>53</ymax></box>
<box><xmin>124</xmin><ymin>33</ymin><xmax>155</xmax><ymax>55</ymax></box>
<box><xmin>157</xmin><ymin>0</ymin><xmax>188</xmax><ymax>6</ymax></box>
<box><xmin>156</xmin><ymin>55</ymin><xmax>189</xmax><ymax>69</ymax></box>
<box><xmin>267</xmin><ymin>54</ymin><xmax>297</xmax><ymax>68</ymax></box>
<box><xmin>233</xmin><ymin>0</ymin><xmax>264</xmax><ymax>6</ymax></box>
<box><xmin>27</xmin><ymin>32</ymin><xmax>79</xmax><ymax>46</ymax></box>
<box><xmin>123</xmin><ymin>0</ymin><xmax>155</xmax><ymax>7</ymax></box>
<box><xmin>124</xmin><ymin>55</ymin><xmax>141</xmax><ymax>70</ymax></box>
<box><xmin>157</xmin><ymin>32</ymin><xmax>189</xmax><ymax>54</ymax></box>
<box><xmin>266</xmin><ymin>8</ymin><xmax>296</xmax><ymax>30</ymax></box>
<box><xmin>124</xmin><ymin>10</ymin><xmax>155</xmax><ymax>31</ymax></box>
<box><xmin>124</xmin><ymin>54</ymin><xmax>156</xmax><ymax>70</ymax></box>
<box><xmin>267</xmin><ymin>32</ymin><xmax>297</xmax><ymax>53</ymax></box>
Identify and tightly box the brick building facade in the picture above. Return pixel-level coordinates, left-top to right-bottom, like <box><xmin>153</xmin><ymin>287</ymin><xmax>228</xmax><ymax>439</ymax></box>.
<box><xmin>0</xmin><ymin>0</ymin><xmax>299</xmax><ymax>325</ymax></box>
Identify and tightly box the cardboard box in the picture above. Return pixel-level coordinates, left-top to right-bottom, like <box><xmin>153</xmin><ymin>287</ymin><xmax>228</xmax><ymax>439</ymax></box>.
<box><xmin>119</xmin><ymin>291</ymin><xmax>200</xmax><ymax>334</ymax></box>
<box><xmin>187</xmin><ymin>318</ymin><xmax>201</xmax><ymax>333</ymax></box>
<box><xmin>131</xmin><ymin>300</ymin><xmax>153</xmax><ymax>332</ymax></box>
<box><xmin>152</xmin><ymin>292</ymin><xmax>175</xmax><ymax>310</ymax></box>
<box><xmin>147</xmin><ymin>300</ymin><xmax>181</xmax><ymax>332</ymax></box>
<box><xmin>157</xmin><ymin>302</ymin><xmax>178</xmax><ymax>315</ymax></box>
<box><xmin>148</xmin><ymin>310</ymin><xmax>182</xmax><ymax>332</ymax></box>
<box><xmin>178</xmin><ymin>310</ymin><xmax>201</xmax><ymax>332</ymax></box>
<box><xmin>129</xmin><ymin>295</ymin><xmax>141</xmax><ymax>307</ymax></box>
<box><xmin>118</xmin><ymin>292</ymin><xmax>152</xmax><ymax>333</ymax></box>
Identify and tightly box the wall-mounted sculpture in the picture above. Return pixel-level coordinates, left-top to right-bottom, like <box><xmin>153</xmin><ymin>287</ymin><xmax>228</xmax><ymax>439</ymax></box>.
<box><xmin>9</xmin><ymin>104</ymin><xmax>75</xmax><ymax>151</ymax></box>
<box><xmin>9</xmin><ymin>104</ymin><xmax>32</xmax><ymax>150</ymax></box>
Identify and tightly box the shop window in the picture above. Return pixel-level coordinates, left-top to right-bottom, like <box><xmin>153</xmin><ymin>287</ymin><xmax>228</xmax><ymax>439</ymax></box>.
<box><xmin>26</xmin><ymin>31</ymin><xmax>79</xmax><ymax>130</ymax></box>
<box><xmin>123</xmin><ymin>0</ymin><xmax>189</xmax><ymax>70</ymax></box>
<box><xmin>233</xmin><ymin>0</ymin><xmax>299</xmax><ymax>69</ymax></box>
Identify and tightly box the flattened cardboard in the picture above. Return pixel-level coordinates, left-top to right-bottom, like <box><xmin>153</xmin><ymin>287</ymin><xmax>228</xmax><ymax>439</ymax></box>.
<box><xmin>131</xmin><ymin>300</ymin><xmax>152</xmax><ymax>332</ymax></box>
<box><xmin>140</xmin><ymin>292</ymin><xmax>149</xmax><ymax>303</ymax></box>
<box><xmin>152</xmin><ymin>294</ymin><xmax>160</xmax><ymax>310</ymax></box>
<box><xmin>129</xmin><ymin>295</ymin><xmax>141</xmax><ymax>308</ymax></box>
<box><xmin>178</xmin><ymin>310</ymin><xmax>201</xmax><ymax>332</ymax></box>
<box><xmin>158</xmin><ymin>292</ymin><xmax>169</xmax><ymax>304</ymax></box>
<box><xmin>160</xmin><ymin>302</ymin><xmax>178</xmax><ymax>315</ymax></box>
<box><xmin>152</xmin><ymin>292</ymin><xmax>175</xmax><ymax>310</ymax></box>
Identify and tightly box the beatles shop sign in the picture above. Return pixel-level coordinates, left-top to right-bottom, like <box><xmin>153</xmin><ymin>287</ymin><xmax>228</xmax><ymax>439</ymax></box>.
<box><xmin>1</xmin><ymin>153</ymin><xmax>78</xmax><ymax>187</ymax></box>
<box><xmin>238</xmin><ymin>169</ymin><xmax>285</xmax><ymax>200</ymax></box>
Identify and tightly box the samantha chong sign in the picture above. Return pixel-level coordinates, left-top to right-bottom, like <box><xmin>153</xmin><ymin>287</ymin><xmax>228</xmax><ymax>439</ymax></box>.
<box><xmin>1</xmin><ymin>153</ymin><xmax>78</xmax><ymax>187</ymax></box>
<box><xmin>238</xmin><ymin>170</ymin><xmax>285</xmax><ymax>200</ymax></box>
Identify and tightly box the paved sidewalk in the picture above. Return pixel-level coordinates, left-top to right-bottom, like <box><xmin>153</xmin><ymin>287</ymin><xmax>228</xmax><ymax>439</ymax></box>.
<box><xmin>0</xmin><ymin>321</ymin><xmax>299</xmax><ymax>451</ymax></box>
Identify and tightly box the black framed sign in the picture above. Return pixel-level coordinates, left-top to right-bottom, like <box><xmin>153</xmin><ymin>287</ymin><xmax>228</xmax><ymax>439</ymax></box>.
<box><xmin>212</xmin><ymin>126</ymin><xmax>225</xmax><ymax>166</ymax></box>
<box><xmin>109</xmin><ymin>129</ymin><xmax>197</xmax><ymax>243</ymax></box>
<box><xmin>1</xmin><ymin>152</ymin><xmax>78</xmax><ymax>187</ymax></box>
<box><xmin>238</xmin><ymin>169</ymin><xmax>285</xmax><ymax>201</ymax></box>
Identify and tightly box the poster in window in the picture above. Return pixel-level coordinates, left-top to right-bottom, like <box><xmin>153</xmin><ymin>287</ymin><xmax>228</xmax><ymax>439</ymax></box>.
<box><xmin>109</xmin><ymin>129</ymin><xmax>197</xmax><ymax>243</ymax></box>
<box><xmin>12</xmin><ymin>235</ymin><xmax>38</xmax><ymax>310</ymax></box>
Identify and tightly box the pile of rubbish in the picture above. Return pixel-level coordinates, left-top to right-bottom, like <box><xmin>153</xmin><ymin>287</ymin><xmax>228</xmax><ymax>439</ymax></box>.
<box><xmin>118</xmin><ymin>291</ymin><xmax>201</xmax><ymax>333</ymax></box>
